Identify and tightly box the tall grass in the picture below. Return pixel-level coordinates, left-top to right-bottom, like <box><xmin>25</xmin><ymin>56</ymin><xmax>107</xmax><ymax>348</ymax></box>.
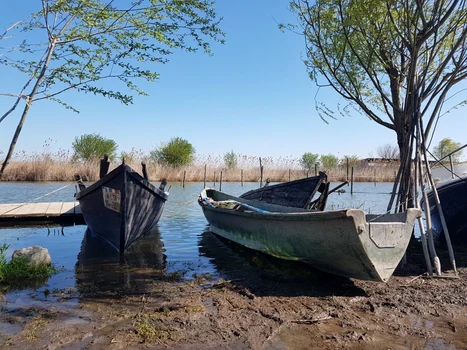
<box><xmin>0</xmin><ymin>148</ymin><xmax>399</xmax><ymax>183</ymax></box>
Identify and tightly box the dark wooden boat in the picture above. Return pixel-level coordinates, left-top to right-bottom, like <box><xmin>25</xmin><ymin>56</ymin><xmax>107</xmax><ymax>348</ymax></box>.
<box><xmin>199</xmin><ymin>188</ymin><xmax>421</xmax><ymax>282</ymax></box>
<box><xmin>75</xmin><ymin>161</ymin><xmax>168</xmax><ymax>254</ymax></box>
<box><xmin>239</xmin><ymin>172</ymin><xmax>330</xmax><ymax>210</ymax></box>
<box><xmin>424</xmin><ymin>175</ymin><xmax>467</xmax><ymax>245</ymax></box>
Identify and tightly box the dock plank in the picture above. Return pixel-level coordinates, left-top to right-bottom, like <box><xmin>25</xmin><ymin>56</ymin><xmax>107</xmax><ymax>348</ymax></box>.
<box><xmin>45</xmin><ymin>202</ymin><xmax>64</xmax><ymax>215</ymax></box>
<box><xmin>7</xmin><ymin>203</ymin><xmax>37</xmax><ymax>216</ymax></box>
<box><xmin>0</xmin><ymin>204</ymin><xmax>22</xmax><ymax>215</ymax></box>
<box><xmin>61</xmin><ymin>202</ymin><xmax>78</xmax><ymax>215</ymax></box>
<box><xmin>0</xmin><ymin>202</ymin><xmax>83</xmax><ymax>227</ymax></box>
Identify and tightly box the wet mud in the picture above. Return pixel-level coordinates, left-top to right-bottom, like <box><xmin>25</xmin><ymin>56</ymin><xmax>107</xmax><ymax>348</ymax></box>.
<box><xmin>1</xmin><ymin>235</ymin><xmax>467</xmax><ymax>350</ymax></box>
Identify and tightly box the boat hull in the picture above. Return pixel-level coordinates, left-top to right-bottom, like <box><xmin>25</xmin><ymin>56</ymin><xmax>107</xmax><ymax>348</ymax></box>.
<box><xmin>426</xmin><ymin>176</ymin><xmax>467</xmax><ymax>244</ymax></box>
<box><xmin>239</xmin><ymin>174</ymin><xmax>326</xmax><ymax>209</ymax></box>
<box><xmin>76</xmin><ymin>164</ymin><xmax>168</xmax><ymax>253</ymax></box>
<box><xmin>200</xmin><ymin>189</ymin><xmax>420</xmax><ymax>282</ymax></box>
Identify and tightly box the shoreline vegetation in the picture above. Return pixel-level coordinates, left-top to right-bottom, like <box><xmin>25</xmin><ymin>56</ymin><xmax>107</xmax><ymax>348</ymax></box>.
<box><xmin>0</xmin><ymin>155</ymin><xmax>400</xmax><ymax>183</ymax></box>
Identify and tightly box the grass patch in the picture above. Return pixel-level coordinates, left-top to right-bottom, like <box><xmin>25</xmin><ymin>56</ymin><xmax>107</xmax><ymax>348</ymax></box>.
<box><xmin>0</xmin><ymin>244</ymin><xmax>59</xmax><ymax>289</ymax></box>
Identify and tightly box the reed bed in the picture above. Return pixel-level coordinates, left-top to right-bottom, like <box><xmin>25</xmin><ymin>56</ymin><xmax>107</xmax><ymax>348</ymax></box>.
<box><xmin>0</xmin><ymin>151</ymin><xmax>399</xmax><ymax>183</ymax></box>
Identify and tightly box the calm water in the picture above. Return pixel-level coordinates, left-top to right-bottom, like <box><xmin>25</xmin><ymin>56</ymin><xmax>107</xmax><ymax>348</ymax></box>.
<box><xmin>0</xmin><ymin>181</ymin><xmax>396</xmax><ymax>307</ymax></box>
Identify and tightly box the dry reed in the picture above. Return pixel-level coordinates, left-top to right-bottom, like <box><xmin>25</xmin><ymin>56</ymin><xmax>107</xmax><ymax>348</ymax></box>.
<box><xmin>0</xmin><ymin>150</ymin><xmax>399</xmax><ymax>183</ymax></box>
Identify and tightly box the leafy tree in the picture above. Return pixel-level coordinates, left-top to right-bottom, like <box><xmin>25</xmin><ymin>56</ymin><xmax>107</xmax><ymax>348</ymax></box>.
<box><xmin>432</xmin><ymin>138</ymin><xmax>463</xmax><ymax>163</ymax></box>
<box><xmin>72</xmin><ymin>134</ymin><xmax>117</xmax><ymax>162</ymax></box>
<box><xmin>342</xmin><ymin>155</ymin><xmax>360</xmax><ymax>168</ymax></box>
<box><xmin>224</xmin><ymin>150</ymin><xmax>238</xmax><ymax>169</ymax></box>
<box><xmin>299</xmin><ymin>152</ymin><xmax>319</xmax><ymax>171</ymax></box>
<box><xmin>376</xmin><ymin>144</ymin><xmax>400</xmax><ymax>160</ymax></box>
<box><xmin>320</xmin><ymin>154</ymin><xmax>339</xmax><ymax>169</ymax></box>
<box><xmin>0</xmin><ymin>0</ymin><xmax>224</xmax><ymax>176</ymax></box>
<box><xmin>151</xmin><ymin>137</ymin><xmax>195</xmax><ymax>167</ymax></box>
<box><xmin>288</xmin><ymin>0</ymin><xmax>467</xmax><ymax>209</ymax></box>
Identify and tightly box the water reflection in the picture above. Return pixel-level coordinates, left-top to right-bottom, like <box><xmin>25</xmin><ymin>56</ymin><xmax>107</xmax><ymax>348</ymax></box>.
<box><xmin>198</xmin><ymin>227</ymin><xmax>366</xmax><ymax>298</ymax></box>
<box><xmin>75</xmin><ymin>227</ymin><xmax>166</xmax><ymax>297</ymax></box>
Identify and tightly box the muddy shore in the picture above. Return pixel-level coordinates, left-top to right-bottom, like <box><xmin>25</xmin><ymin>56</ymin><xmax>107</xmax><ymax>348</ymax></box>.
<box><xmin>1</xmin><ymin>244</ymin><xmax>466</xmax><ymax>350</ymax></box>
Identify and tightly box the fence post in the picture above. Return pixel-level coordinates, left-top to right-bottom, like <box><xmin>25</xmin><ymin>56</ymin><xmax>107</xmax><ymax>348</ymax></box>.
<box><xmin>220</xmin><ymin>171</ymin><xmax>223</xmax><ymax>191</ymax></box>
<box><xmin>351</xmin><ymin>167</ymin><xmax>354</xmax><ymax>194</ymax></box>
<box><xmin>214</xmin><ymin>171</ymin><xmax>216</xmax><ymax>186</ymax></box>
<box><xmin>346</xmin><ymin>157</ymin><xmax>349</xmax><ymax>181</ymax></box>
<box><xmin>449</xmin><ymin>155</ymin><xmax>454</xmax><ymax>179</ymax></box>
<box><xmin>203</xmin><ymin>164</ymin><xmax>206</xmax><ymax>188</ymax></box>
<box><xmin>259</xmin><ymin>157</ymin><xmax>263</xmax><ymax>188</ymax></box>
<box><xmin>183</xmin><ymin>170</ymin><xmax>186</xmax><ymax>188</ymax></box>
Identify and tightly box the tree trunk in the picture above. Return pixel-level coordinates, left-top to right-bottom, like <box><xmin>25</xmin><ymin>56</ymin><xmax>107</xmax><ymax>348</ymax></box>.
<box><xmin>0</xmin><ymin>101</ymin><xmax>33</xmax><ymax>178</ymax></box>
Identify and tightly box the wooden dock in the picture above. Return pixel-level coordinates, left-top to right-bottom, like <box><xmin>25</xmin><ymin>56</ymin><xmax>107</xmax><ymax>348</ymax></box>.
<box><xmin>0</xmin><ymin>202</ymin><xmax>85</xmax><ymax>227</ymax></box>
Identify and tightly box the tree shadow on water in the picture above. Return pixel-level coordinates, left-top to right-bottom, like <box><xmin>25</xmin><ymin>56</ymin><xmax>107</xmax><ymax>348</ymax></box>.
<box><xmin>198</xmin><ymin>229</ymin><xmax>367</xmax><ymax>298</ymax></box>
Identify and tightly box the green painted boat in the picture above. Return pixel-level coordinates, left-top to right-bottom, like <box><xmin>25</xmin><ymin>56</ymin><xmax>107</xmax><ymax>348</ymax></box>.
<box><xmin>198</xmin><ymin>188</ymin><xmax>421</xmax><ymax>282</ymax></box>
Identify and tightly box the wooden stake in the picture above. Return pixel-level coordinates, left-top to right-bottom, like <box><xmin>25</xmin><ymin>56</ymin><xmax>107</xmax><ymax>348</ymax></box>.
<box><xmin>350</xmin><ymin>167</ymin><xmax>354</xmax><ymax>194</ymax></box>
<box><xmin>203</xmin><ymin>164</ymin><xmax>206</xmax><ymax>189</ymax></box>
<box><xmin>220</xmin><ymin>171</ymin><xmax>223</xmax><ymax>191</ymax></box>
<box><xmin>241</xmin><ymin>169</ymin><xmax>243</xmax><ymax>186</ymax></box>
<box><xmin>182</xmin><ymin>170</ymin><xmax>186</xmax><ymax>188</ymax></box>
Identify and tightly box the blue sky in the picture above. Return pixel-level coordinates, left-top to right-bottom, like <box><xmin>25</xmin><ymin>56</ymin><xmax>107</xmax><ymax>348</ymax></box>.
<box><xmin>1</xmin><ymin>0</ymin><xmax>466</xmax><ymax>162</ymax></box>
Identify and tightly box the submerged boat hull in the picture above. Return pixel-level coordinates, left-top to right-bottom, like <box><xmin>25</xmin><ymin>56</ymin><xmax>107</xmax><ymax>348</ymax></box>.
<box><xmin>75</xmin><ymin>164</ymin><xmax>168</xmax><ymax>253</ymax></box>
<box><xmin>199</xmin><ymin>189</ymin><xmax>420</xmax><ymax>282</ymax></box>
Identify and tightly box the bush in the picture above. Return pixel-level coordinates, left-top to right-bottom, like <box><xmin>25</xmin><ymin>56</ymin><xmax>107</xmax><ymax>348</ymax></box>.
<box><xmin>72</xmin><ymin>134</ymin><xmax>118</xmax><ymax>162</ymax></box>
<box><xmin>224</xmin><ymin>150</ymin><xmax>238</xmax><ymax>169</ymax></box>
<box><xmin>320</xmin><ymin>154</ymin><xmax>339</xmax><ymax>169</ymax></box>
<box><xmin>299</xmin><ymin>152</ymin><xmax>319</xmax><ymax>171</ymax></box>
<box><xmin>150</xmin><ymin>137</ymin><xmax>195</xmax><ymax>167</ymax></box>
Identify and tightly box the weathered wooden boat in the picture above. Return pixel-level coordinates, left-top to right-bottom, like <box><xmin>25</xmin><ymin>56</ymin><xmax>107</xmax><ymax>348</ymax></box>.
<box><xmin>75</xmin><ymin>161</ymin><xmax>168</xmax><ymax>254</ymax></box>
<box><xmin>199</xmin><ymin>188</ymin><xmax>421</xmax><ymax>282</ymax></box>
<box><xmin>423</xmin><ymin>175</ymin><xmax>467</xmax><ymax>245</ymax></box>
<box><xmin>239</xmin><ymin>172</ymin><xmax>330</xmax><ymax>210</ymax></box>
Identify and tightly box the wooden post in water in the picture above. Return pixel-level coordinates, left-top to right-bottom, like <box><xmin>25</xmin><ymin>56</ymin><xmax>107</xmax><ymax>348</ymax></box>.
<box><xmin>213</xmin><ymin>171</ymin><xmax>216</xmax><ymax>186</ymax></box>
<box><xmin>182</xmin><ymin>170</ymin><xmax>186</xmax><ymax>188</ymax></box>
<box><xmin>314</xmin><ymin>163</ymin><xmax>317</xmax><ymax>176</ymax></box>
<box><xmin>351</xmin><ymin>167</ymin><xmax>354</xmax><ymax>194</ymax></box>
<box><xmin>449</xmin><ymin>155</ymin><xmax>454</xmax><ymax>179</ymax></box>
<box><xmin>220</xmin><ymin>171</ymin><xmax>223</xmax><ymax>191</ymax></box>
<box><xmin>374</xmin><ymin>168</ymin><xmax>376</xmax><ymax>186</ymax></box>
<box><xmin>346</xmin><ymin>157</ymin><xmax>349</xmax><ymax>181</ymax></box>
<box><xmin>259</xmin><ymin>157</ymin><xmax>263</xmax><ymax>188</ymax></box>
<box><xmin>288</xmin><ymin>169</ymin><xmax>291</xmax><ymax>182</ymax></box>
<box><xmin>203</xmin><ymin>164</ymin><xmax>206</xmax><ymax>188</ymax></box>
<box><xmin>241</xmin><ymin>169</ymin><xmax>243</xmax><ymax>186</ymax></box>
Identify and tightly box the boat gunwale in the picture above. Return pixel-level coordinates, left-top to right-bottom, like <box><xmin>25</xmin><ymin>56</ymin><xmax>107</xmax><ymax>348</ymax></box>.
<box><xmin>75</xmin><ymin>164</ymin><xmax>168</xmax><ymax>201</ymax></box>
